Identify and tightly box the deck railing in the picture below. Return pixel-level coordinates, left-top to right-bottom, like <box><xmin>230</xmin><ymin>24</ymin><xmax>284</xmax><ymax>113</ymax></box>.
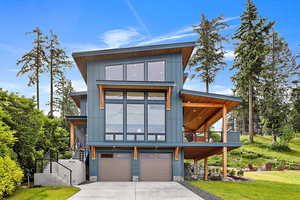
<box><xmin>184</xmin><ymin>131</ymin><xmax>240</xmax><ymax>144</ymax></box>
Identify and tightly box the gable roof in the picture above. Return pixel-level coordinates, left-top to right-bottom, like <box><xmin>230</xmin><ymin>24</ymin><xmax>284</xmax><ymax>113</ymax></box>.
<box><xmin>72</xmin><ymin>41</ymin><xmax>196</xmax><ymax>82</ymax></box>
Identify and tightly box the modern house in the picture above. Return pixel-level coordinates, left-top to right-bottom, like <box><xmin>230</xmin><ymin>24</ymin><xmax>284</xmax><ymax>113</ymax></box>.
<box><xmin>66</xmin><ymin>41</ymin><xmax>242</xmax><ymax>182</ymax></box>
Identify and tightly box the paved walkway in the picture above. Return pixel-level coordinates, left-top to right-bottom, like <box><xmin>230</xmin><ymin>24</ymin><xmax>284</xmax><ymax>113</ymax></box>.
<box><xmin>68</xmin><ymin>182</ymin><xmax>203</xmax><ymax>200</ymax></box>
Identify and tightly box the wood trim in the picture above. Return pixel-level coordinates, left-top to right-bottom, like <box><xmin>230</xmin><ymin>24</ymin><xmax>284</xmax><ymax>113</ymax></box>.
<box><xmin>134</xmin><ymin>146</ymin><xmax>138</xmax><ymax>160</ymax></box>
<box><xmin>70</xmin><ymin>122</ymin><xmax>74</xmax><ymax>150</ymax></box>
<box><xmin>91</xmin><ymin>146</ymin><xmax>96</xmax><ymax>160</ymax></box>
<box><xmin>182</xmin><ymin>103</ymin><xmax>224</xmax><ymax>108</ymax></box>
<box><xmin>99</xmin><ymin>85</ymin><xmax>104</xmax><ymax>109</ymax></box>
<box><xmin>222</xmin><ymin>146</ymin><xmax>227</xmax><ymax>178</ymax></box>
<box><xmin>175</xmin><ymin>146</ymin><xmax>179</xmax><ymax>160</ymax></box>
<box><xmin>166</xmin><ymin>86</ymin><xmax>172</xmax><ymax>111</ymax></box>
<box><xmin>222</xmin><ymin>105</ymin><xmax>227</xmax><ymax>143</ymax></box>
<box><xmin>204</xmin><ymin>157</ymin><xmax>208</xmax><ymax>181</ymax></box>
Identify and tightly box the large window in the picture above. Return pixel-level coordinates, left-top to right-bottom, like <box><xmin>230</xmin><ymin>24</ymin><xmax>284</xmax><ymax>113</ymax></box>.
<box><xmin>105</xmin><ymin>65</ymin><xmax>123</xmax><ymax>80</ymax></box>
<box><xmin>126</xmin><ymin>63</ymin><xmax>144</xmax><ymax>81</ymax></box>
<box><xmin>104</xmin><ymin>91</ymin><xmax>166</xmax><ymax>142</ymax></box>
<box><xmin>148</xmin><ymin>61</ymin><xmax>165</xmax><ymax>81</ymax></box>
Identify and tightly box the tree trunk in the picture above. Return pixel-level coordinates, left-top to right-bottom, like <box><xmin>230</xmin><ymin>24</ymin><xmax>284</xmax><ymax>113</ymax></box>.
<box><xmin>36</xmin><ymin>68</ymin><xmax>39</xmax><ymax>109</ymax></box>
<box><xmin>49</xmin><ymin>49</ymin><xmax>53</xmax><ymax>118</ymax></box>
<box><xmin>206</xmin><ymin>81</ymin><xmax>209</xmax><ymax>93</ymax></box>
<box><xmin>249</xmin><ymin>84</ymin><xmax>254</xmax><ymax>143</ymax></box>
<box><xmin>272</xmin><ymin>135</ymin><xmax>277</xmax><ymax>144</ymax></box>
<box><xmin>242</xmin><ymin>110</ymin><xmax>246</xmax><ymax>135</ymax></box>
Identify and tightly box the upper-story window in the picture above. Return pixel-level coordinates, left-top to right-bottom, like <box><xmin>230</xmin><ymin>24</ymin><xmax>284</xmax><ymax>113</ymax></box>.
<box><xmin>105</xmin><ymin>65</ymin><xmax>123</xmax><ymax>80</ymax></box>
<box><xmin>105</xmin><ymin>61</ymin><xmax>165</xmax><ymax>81</ymax></box>
<box><xmin>148</xmin><ymin>61</ymin><xmax>165</xmax><ymax>81</ymax></box>
<box><xmin>126</xmin><ymin>63</ymin><xmax>144</xmax><ymax>81</ymax></box>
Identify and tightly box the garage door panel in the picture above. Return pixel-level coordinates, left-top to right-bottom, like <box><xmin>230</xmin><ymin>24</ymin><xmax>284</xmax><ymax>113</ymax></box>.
<box><xmin>99</xmin><ymin>153</ymin><xmax>131</xmax><ymax>181</ymax></box>
<box><xmin>140</xmin><ymin>153</ymin><xmax>172</xmax><ymax>181</ymax></box>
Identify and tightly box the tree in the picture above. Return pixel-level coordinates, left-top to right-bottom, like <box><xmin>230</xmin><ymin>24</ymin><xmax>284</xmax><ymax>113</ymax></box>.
<box><xmin>189</xmin><ymin>14</ymin><xmax>228</xmax><ymax>92</ymax></box>
<box><xmin>54</xmin><ymin>75</ymin><xmax>79</xmax><ymax>118</ymax></box>
<box><xmin>0</xmin><ymin>108</ymin><xmax>16</xmax><ymax>157</ymax></box>
<box><xmin>231</xmin><ymin>0</ymin><xmax>273</xmax><ymax>143</ymax></box>
<box><xmin>16</xmin><ymin>27</ymin><xmax>47</xmax><ymax>109</ymax></box>
<box><xmin>259</xmin><ymin>30</ymin><xmax>295</xmax><ymax>143</ymax></box>
<box><xmin>45</xmin><ymin>30</ymin><xmax>72</xmax><ymax>117</ymax></box>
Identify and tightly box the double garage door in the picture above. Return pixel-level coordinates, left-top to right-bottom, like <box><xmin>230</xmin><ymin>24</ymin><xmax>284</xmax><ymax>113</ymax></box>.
<box><xmin>99</xmin><ymin>153</ymin><xmax>172</xmax><ymax>181</ymax></box>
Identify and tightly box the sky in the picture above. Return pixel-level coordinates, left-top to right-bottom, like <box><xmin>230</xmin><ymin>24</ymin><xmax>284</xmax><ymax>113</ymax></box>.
<box><xmin>0</xmin><ymin>0</ymin><xmax>300</xmax><ymax>115</ymax></box>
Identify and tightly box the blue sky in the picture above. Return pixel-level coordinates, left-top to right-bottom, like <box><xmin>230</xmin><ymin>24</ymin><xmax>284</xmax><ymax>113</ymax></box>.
<box><xmin>0</xmin><ymin>0</ymin><xmax>299</xmax><ymax>114</ymax></box>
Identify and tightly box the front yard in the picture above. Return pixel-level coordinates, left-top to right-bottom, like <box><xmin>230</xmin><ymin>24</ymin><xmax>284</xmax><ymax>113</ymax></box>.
<box><xmin>189</xmin><ymin>171</ymin><xmax>300</xmax><ymax>200</ymax></box>
<box><xmin>7</xmin><ymin>186</ymin><xmax>80</xmax><ymax>200</ymax></box>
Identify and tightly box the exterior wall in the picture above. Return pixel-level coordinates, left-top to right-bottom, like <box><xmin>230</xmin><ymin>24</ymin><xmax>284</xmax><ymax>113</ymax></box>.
<box><xmin>89</xmin><ymin>148</ymin><xmax>184</xmax><ymax>181</ymax></box>
<box><xmin>80</xmin><ymin>96</ymin><xmax>87</xmax><ymax>116</ymax></box>
<box><xmin>86</xmin><ymin>53</ymin><xmax>184</xmax><ymax>145</ymax></box>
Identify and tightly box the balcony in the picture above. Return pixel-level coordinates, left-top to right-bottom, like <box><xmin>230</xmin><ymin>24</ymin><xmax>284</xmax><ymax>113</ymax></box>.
<box><xmin>184</xmin><ymin>131</ymin><xmax>240</xmax><ymax>144</ymax></box>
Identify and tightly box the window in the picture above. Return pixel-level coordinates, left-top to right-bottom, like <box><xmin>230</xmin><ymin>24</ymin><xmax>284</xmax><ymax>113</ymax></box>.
<box><xmin>148</xmin><ymin>104</ymin><xmax>165</xmax><ymax>133</ymax></box>
<box><xmin>127</xmin><ymin>104</ymin><xmax>144</xmax><ymax>133</ymax></box>
<box><xmin>148</xmin><ymin>92</ymin><xmax>165</xmax><ymax>100</ymax></box>
<box><xmin>105</xmin><ymin>65</ymin><xmax>123</xmax><ymax>80</ymax></box>
<box><xmin>126</xmin><ymin>63</ymin><xmax>144</xmax><ymax>81</ymax></box>
<box><xmin>127</xmin><ymin>92</ymin><xmax>144</xmax><ymax>100</ymax></box>
<box><xmin>105</xmin><ymin>104</ymin><xmax>123</xmax><ymax>133</ymax></box>
<box><xmin>148</xmin><ymin>61</ymin><xmax>165</xmax><ymax>81</ymax></box>
<box><xmin>105</xmin><ymin>91</ymin><xmax>123</xmax><ymax>99</ymax></box>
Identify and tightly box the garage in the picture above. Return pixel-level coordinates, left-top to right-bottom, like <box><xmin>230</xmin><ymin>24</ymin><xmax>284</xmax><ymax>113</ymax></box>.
<box><xmin>140</xmin><ymin>153</ymin><xmax>172</xmax><ymax>181</ymax></box>
<box><xmin>99</xmin><ymin>153</ymin><xmax>131</xmax><ymax>181</ymax></box>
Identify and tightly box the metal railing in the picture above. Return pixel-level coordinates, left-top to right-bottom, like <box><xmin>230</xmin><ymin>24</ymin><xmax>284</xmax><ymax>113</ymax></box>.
<box><xmin>184</xmin><ymin>131</ymin><xmax>240</xmax><ymax>144</ymax></box>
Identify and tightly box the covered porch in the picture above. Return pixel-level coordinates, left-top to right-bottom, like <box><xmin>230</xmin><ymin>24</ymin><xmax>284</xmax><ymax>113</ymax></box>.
<box><xmin>181</xmin><ymin>89</ymin><xmax>242</xmax><ymax>180</ymax></box>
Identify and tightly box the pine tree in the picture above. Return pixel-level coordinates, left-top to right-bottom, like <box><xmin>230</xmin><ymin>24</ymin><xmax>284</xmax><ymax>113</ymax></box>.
<box><xmin>54</xmin><ymin>75</ymin><xmax>79</xmax><ymax>118</ymax></box>
<box><xmin>231</xmin><ymin>0</ymin><xmax>273</xmax><ymax>143</ymax></box>
<box><xmin>46</xmin><ymin>30</ymin><xmax>72</xmax><ymax>118</ymax></box>
<box><xmin>189</xmin><ymin>14</ymin><xmax>228</xmax><ymax>92</ymax></box>
<box><xmin>259</xmin><ymin>30</ymin><xmax>295</xmax><ymax>143</ymax></box>
<box><xmin>16</xmin><ymin>27</ymin><xmax>47</xmax><ymax>109</ymax></box>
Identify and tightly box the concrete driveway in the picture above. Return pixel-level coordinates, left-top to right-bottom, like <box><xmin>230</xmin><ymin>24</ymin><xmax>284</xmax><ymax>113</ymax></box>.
<box><xmin>68</xmin><ymin>182</ymin><xmax>203</xmax><ymax>200</ymax></box>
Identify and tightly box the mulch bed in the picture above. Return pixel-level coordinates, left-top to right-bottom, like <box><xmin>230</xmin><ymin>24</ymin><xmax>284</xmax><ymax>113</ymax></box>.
<box><xmin>180</xmin><ymin>181</ymin><xmax>223</xmax><ymax>200</ymax></box>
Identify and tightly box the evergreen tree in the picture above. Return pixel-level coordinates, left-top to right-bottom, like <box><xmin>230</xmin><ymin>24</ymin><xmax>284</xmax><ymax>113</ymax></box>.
<box><xmin>231</xmin><ymin>0</ymin><xmax>273</xmax><ymax>143</ymax></box>
<box><xmin>259</xmin><ymin>30</ymin><xmax>295</xmax><ymax>143</ymax></box>
<box><xmin>16</xmin><ymin>27</ymin><xmax>46</xmax><ymax>109</ymax></box>
<box><xmin>54</xmin><ymin>75</ymin><xmax>79</xmax><ymax>118</ymax></box>
<box><xmin>189</xmin><ymin>14</ymin><xmax>228</xmax><ymax>92</ymax></box>
<box><xmin>46</xmin><ymin>30</ymin><xmax>72</xmax><ymax>118</ymax></box>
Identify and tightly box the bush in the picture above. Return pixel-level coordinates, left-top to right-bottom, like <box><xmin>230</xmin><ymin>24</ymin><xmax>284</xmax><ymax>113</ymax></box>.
<box><xmin>237</xmin><ymin>169</ymin><xmax>244</xmax><ymax>176</ymax></box>
<box><xmin>210</xmin><ymin>131</ymin><xmax>221</xmax><ymax>142</ymax></box>
<box><xmin>279</xmin><ymin>124</ymin><xmax>296</xmax><ymax>145</ymax></box>
<box><xmin>270</xmin><ymin>143</ymin><xmax>291</xmax><ymax>152</ymax></box>
<box><xmin>229</xmin><ymin>169</ymin><xmax>236</xmax><ymax>176</ymax></box>
<box><xmin>0</xmin><ymin>156</ymin><xmax>23</xmax><ymax>199</ymax></box>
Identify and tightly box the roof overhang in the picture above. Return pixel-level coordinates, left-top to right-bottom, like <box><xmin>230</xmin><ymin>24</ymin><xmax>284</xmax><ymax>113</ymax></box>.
<box><xmin>72</xmin><ymin>42</ymin><xmax>196</xmax><ymax>83</ymax></box>
<box><xmin>70</xmin><ymin>91</ymin><xmax>87</xmax><ymax>107</ymax></box>
<box><xmin>65</xmin><ymin>115</ymin><xmax>87</xmax><ymax>125</ymax></box>
<box><xmin>181</xmin><ymin>89</ymin><xmax>242</xmax><ymax>131</ymax></box>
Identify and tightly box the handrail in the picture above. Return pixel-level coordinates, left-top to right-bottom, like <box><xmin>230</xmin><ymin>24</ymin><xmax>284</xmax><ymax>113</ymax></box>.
<box><xmin>55</xmin><ymin>161</ymin><xmax>72</xmax><ymax>186</ymax></box>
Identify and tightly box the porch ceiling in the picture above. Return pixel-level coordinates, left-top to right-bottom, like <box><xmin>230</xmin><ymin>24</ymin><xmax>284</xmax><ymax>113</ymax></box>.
<box><xmin>181</xmin><ymin>90</ymin><xmax>242</xmax><ymax>131</ymax></box>
<box><xmin>184</xmin><ymin>146</ymin><xmax>237</xmax><ymax>160</ymax></box>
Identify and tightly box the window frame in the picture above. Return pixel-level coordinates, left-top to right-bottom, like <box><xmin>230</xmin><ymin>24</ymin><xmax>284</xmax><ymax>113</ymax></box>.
<box><xmin>105</xmin><ymin>64</ymin><xmax>124</xmax><ymax>80</ymax></box>
<box><xmin>147</xmin><ymin>60</ymin><xmax>166</xmax><ymax>81</ymax></box>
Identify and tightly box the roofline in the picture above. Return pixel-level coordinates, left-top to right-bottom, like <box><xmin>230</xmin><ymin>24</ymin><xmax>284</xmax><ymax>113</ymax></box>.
<box><xmin>70</xmin><ymin>91</ymin><xmax>87</xmax><ymax>97</ymax></box>
<box><xmin>72</xmin><ymin>41</ymin><xmax>196</xmax><ymax>58</ymax></box>
<box><xmin>180</xmin><ymin>89</ymin><xmax>243</xmax><ymax>102</ymax></box>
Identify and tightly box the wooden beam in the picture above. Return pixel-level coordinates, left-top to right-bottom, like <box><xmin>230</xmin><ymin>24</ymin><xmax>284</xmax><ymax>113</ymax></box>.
<box><xmin>91</xmin><ymin>146</ymin><xmax>96</xmax><ymax>160</ymax></box>
<box><xmin>98</xmin><ymin>85</ymin><xmax>104</xmax><ymax>109</ymax></box>
<box><xmin>222</xmin><ymin>146</ymin><xmax>227</xmax><ymax>178</ymax></box>
<box><xmin>204</xmin><ymin>157</ymin><xmax>208</xmax><ymax>181</ymax></box>
<box><xmin>182</xmin><ymin>103</ymin><xmax>224</xmax><ymax>108</ymax></box>
<box><xmin>198</xmin><ymin>108</ymin><xmax>223</xmax><ymax>131</ymax></box>
<box><xmin>70</xmin><ymin>122</ymin><xmax>74</xmax><ymax>151</ymax></box>
<box><xmin>134</xmin><ymin>146</ymin><xmax>138</xmax><ymax>160</ymax></box>
<box><xmin>166</xmin><ymin>86</ymin><xmax>172</xmax><ymax>111</ymax></box>
<box><xmin>175</xmin><ymin>146</ymin><xmax>179</xmax><ymax>160</ymax></box>
<box><xmin>222</xmin><ymin>105</ymin><xmax>227</xmax><ymax>143</ymax></box>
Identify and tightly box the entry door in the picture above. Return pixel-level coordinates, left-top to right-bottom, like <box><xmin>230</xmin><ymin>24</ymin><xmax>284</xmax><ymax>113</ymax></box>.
<box><xmin>99</xmin><ymin>153</ymin><xmax>131</xmax><ymax>181</ymax></box>
<box><xmin>140</xmin><ymin>153</ymin><xmax>172</xmax><ymax>181</ymax></box>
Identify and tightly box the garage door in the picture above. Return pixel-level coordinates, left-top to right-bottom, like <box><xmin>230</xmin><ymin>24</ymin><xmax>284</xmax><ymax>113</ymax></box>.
<box><xmin>99</xmin><ymin>153</ymin><xmax>131</xmax><ymax>181</ymax></box>
<box><xmin>140</xmin><ymin>153</ymin><xmax>172</xmax><ymax>181</ymax></box>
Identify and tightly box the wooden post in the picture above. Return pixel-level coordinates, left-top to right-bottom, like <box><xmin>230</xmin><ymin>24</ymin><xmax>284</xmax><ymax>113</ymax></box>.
<box><xmin>204</xmin><ymin>123</ymin><xmax>208</xmax><ymax>142</ymax></box>
<box><xmin>166</xmin><ymin>86</ymin><xmax>172</xmax><ymax>111</ymax></box>
<box><xmin>91</xmin><ymin>146</ymin><xmax>96</xmax><ymax>160</ymax></box>
<box><xmin>134</xmin><ymin>146</ymin><xmax>138</xmax><ymax>160</ymax></box>
<box><xmin>204</xmin><ymin>157</ymin><xmax>208</xmax><ymax>181</ymax></box>
<box><xmin>99</xmin><ymin>85</ymin><xmax>104</xmax><ymax>109</ymax></box>
<box><xmin>70</xmin><ymin>122</ymin><xmax>74</xmax><ymax>150</ymax></box>
<box><xmin>222</xmin><ymin>105</ymin><xmax>228</xmax><ymax>178</ymax></box>
<box><xmin>175</xmin><ymin>146</ymin><xmax>179</xmax><ymax>160</ymax></box>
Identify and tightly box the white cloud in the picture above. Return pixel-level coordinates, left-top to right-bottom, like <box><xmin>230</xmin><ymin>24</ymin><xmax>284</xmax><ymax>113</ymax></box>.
<box><xmin>71</xmin><ymin>79</ymin><xmax>87</xmax><ymax>91</ymax></box>
<box><xmin>221</xmin><ymin>16</ymin><xmax>239</xmax><ymax>22</ymax></box>
<box><xmin>224</xmin><ymin>50</ymin><xmax>235</xmax><ymax>61</ymax></box>
<box><xmin>101</xmin><ymin>28</ymin><xmax>145</xmax><ymax>48</ymax></box>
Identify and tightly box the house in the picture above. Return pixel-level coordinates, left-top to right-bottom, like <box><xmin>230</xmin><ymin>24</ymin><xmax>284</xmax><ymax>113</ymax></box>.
<box><xmin>66</xmin><ymin>41</ymin><xmax>242</xmax><ymax>182</ymax></box>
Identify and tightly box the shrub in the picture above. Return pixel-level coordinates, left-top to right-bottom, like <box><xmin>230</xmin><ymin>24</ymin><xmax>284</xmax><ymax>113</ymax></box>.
<box><xmin>210</xmin><ymin>131</ymin><xmax>221</xmax><ymax>142</ymax></box>
<box><xmin>229</xmin><ymin>169</ymin><xmax>236</xmax><ymax>176</ymax></box>
<box><xmin>270</xmin><ymin>143</ymin><xmax>291</xmax><ymax>152</ymax></box>
<box><xmin>0</xmin><ymin>156</ymin><xmax>23</xmax><ymax>199</ymax></box>
<box><xmin>279</xmin><ymin>124</ymin><xmax>296</xmax><ymax>145</ymax></box>
<box><xmin>237</xmin><ymin>169</ymin><xmax>244</xmax><ymax>176</ymax></box>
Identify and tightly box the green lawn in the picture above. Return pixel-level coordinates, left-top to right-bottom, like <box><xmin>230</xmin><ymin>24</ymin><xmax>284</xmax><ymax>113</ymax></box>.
<box><xmin>7</xmin><ymin>186</ymin><xmax>80</xmax><ymax>200</ymax></box>
<box><xmin>190</xmin><ymin>171</ymin><xmax>300</xmax><ymax>200</ymax></box>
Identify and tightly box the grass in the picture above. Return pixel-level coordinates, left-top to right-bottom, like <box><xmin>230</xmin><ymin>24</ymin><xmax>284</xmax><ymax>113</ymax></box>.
<box><xmin>190</xmin><ymin>171</ymin><xmax>300</xmax><ymax>200</ymax></box>
<box><xmin>7</xmin><ymin>186</ymin><xmax>80</xmax><ymax>200</ymax></box>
